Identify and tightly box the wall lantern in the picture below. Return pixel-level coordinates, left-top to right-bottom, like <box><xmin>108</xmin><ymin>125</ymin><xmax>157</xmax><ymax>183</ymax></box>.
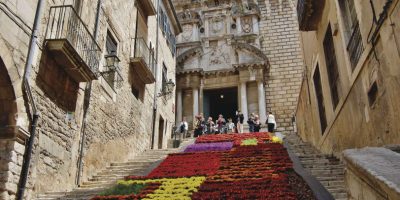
<box><xmin>158</xmin><ymin>79</ymin><xmax>175</xmax><ymax>97</ymax></box>
<box><xmin>101</xmin><ymin>53</ymin><xmax>124</xmax><ymax>89</ymax></box>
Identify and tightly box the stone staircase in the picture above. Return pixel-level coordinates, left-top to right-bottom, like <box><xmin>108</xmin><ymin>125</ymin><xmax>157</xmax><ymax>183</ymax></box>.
<box><xmin>284</xmin><ymin>133</ymin><xmax>347</xmax><ymax>200</ymax></box>
<box><xmin>35</xmin><ymin>139</ymin><xmax>195</xmax><ymax>200</ymax></box>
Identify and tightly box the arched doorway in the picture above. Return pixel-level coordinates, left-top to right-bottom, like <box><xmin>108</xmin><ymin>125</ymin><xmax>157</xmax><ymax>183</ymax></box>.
<box><xmin>0</xmin><ymin>57</ymin><xmax>17</xmax><ymax>135</ymax></box>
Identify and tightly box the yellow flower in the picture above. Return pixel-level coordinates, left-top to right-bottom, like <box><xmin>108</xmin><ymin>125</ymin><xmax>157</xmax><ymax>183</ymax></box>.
<box><xmin>272</xmin><ymin>136</ymin><xmax>283</xmax><ymax>143</ymax></box>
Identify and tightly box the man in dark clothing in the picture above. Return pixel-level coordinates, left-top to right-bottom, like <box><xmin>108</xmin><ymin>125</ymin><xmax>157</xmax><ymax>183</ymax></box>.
<box><xmin>235</xmin><ymin>110</ymin><xmax>244</xmax><ymax>133</ymax></box>
<box><xmin>247</xmin><ymin>113</ymin><xmax>255</xmax><ymax>132</ymax></box>
<box><xmin>194</xmin><ymin>115</ymin><xmax>205</xmax><ymax>137</ymax></box>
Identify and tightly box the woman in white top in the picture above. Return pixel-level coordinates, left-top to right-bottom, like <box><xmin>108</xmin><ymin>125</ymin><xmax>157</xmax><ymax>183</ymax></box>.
<box><xmin>266</xmin><ymin>112</ymin><xmax>276</xmax><ymax>133</ymax></box>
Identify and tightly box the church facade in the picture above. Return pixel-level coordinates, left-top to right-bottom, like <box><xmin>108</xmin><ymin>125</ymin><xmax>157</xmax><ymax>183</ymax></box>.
<box><xmin>172</xmin><ymin>0</ymin><xmax>304</xmax><ymax>132</ymax></box>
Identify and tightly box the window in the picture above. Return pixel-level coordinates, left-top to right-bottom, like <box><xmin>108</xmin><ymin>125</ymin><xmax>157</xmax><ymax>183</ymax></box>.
<box><xmin>313</xmin><ymin>66</ymin><xmax>327</xmax><ymax>134</ymax></box>
<box><xmin>161</xmin><ymin>64</ymin><xmax>168</xmax><ymax>93</ymax></box>
<box><xmin>132</xmin><ymin>81</ymin><xmax>145</xmax><ymax>102</ymax></box>
<box><xmin>323</xmin><ymin>25</ymin><xmax>341</xmax><ymax>109</ymax></box>
<box><xmin>339</xmin><ymin>0</ymin><xmax>364</xmax><ymax>70</ymax></box>
<box><xmin>104</xmin><ymin>31</ymin><xmax>118</xmax><ymax>90</ymax></box>
<box><xmin>131</xmin><ymin>67</ymin><xmax>146</xmax><ymax>102</ymax></box>
<box><xmin>368</xmin><ymin>81</ymin><xmax>378</xmax><ymax>106</ymax></box>
<box><xmin>158</xmin><ymin>7</ymin><xmax>176</xmax><ymax>56</ymax></box>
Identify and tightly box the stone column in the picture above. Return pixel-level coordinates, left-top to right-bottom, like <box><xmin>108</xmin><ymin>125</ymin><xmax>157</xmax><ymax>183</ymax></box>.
<box><xmin>257</xmin><ymin>81</ymin><xmax>267</xmax><ymax>123</ymax></box>
<box><xmin>237</xmin><ymin>17</ymin><xmax>241</xmax><ymax>34</ymax></box>
<box><xmin>205</xmin><ymin>18</ymin><xmax>209</xmax><ymax>37</ymax></box>
<box><xmin>193</xmin><ymin>88</ymin><xmax>199</xmax><ymax>118</ymax></box>
<box><xmin>199</xmin><ymin>81</ymin><xmax>204</xmax><ymax>115</ymax></box>
<box><xmin>240</xmin><ymin>82</ymin><xmax>248</xmax><ymax>122</ymax></box>
<box><xmin>194</xmin><ymin>24</ymin><xmax>199</xmax><ymax>41</ymax></box>
<box><xmin>252</xmin><ymin>16</ymin><xmax>259</xmax><ymax>34</ymax></box>
<box><xmin>176</xmin><ymin>89</ymin><xmax>183</xmax><ymax>125</ymax></box>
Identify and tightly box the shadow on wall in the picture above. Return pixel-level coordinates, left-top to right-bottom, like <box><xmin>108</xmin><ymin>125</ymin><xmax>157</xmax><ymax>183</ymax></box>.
<box><xmin>36</xmin><ymin>50</ymin><xmax>79</xmax><ymax>112</ymax></box>
<box><xmin>0</xmin><ymin>57</ymin><xmax>17</xmax><ymax>130</ymax></box>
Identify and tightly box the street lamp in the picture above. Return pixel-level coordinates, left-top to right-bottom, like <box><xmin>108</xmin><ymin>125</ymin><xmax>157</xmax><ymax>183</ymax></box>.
<box><xmin>101</xmin><ymin>53</ymin><xmax>124</xmax><ymax>89</ymax></box>
<box><xmin>158</xmin><ymin>79</ymin><xmax>175</xmax><ymax>97</ymax></box>
<box><xmin>104</xmin><ymin>53</ymin><xmax>120</xmax><ymax>71</ymax></box>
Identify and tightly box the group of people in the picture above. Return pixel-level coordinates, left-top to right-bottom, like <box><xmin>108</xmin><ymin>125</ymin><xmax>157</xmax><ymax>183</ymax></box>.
<box><xmin>177</xmin><ymin>111</ymin><xmax>277</xmax><ymax>138</ymax></box>
<box><xmin>192</xmin><ymin>114</ymin><xmax>236</xmax><ymax>137</ymax></box>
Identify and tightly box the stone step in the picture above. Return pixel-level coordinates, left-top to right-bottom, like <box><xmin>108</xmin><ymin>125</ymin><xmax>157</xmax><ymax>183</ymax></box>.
<box><xmin>303</xmin><ymin>164</ymin><xmax>344</xmax><ymax>169</ymax></box>
<box><xmin>311</xmin><ymin>169</ymin><xmax>345</xmax><ymax>176</ymax></box>
<box><xmin>104</xmin><ymin>165</ymin><xmax>147</xmax><ymax>170</ymax></box>
<box><xmin>320</xmin><ymin>180</ymin><xmax>346</xmax><ymax>187</ymax></box>
<box><xmin>331</xmin><ymin>192</ymin><xmax>348</xmax><ymax>199</ymax></box>
<box><xmin>81</xmin><ymin>180</ymin><xmax>118</xmax><ymax>186</ymax></box>
<box><xmin>109</xmin><ymin>161</ymin><xmax>154</xmax><ymax>167</ymax></box>
<box><xmin>89</xmin><ymin>175</ymin><xmax>125</xmax><ymax>181</ymax></box>
<box><xmin>314</xmin><ymin>175</ymin><xmax>345</xmax><ymax>182</ymax></box>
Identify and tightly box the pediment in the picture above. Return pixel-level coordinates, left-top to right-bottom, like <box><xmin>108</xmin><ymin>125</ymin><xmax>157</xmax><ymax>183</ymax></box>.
<box><xmin>177</xmin><ymin>42</ymin><xmax>269</xmax><ymax>73</ymax></box>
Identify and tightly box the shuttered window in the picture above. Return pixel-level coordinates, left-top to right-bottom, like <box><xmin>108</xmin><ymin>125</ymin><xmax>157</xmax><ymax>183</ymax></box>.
<box><xmin>339</xmin><ymin>0</ymin><xmax>364</xmax><ymax>70</ymax></box>
<box><xmin>323</xmin><ymin>25</ymin><xmax>341</xmax><ymax>109</ymax></box>
<box><xmin>313</xmin><ymin>66</ymin><xmax>327</xmax><ymax>134</ymax></box>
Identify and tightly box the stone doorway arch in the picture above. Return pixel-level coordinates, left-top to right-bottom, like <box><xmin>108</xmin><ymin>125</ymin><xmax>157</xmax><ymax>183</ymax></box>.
<box><xmin>0</xmin><ymin>57</ymin><xmax>18</xmax><ymax>136</ymax></box>
<box><xmin>0</xmin><ymin>57</ymin><xmax>29</xmax><ymax>199</ymax></box>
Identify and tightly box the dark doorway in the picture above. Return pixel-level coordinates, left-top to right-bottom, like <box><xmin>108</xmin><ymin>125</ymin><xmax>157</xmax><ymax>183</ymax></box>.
<box><xmin>158</xmin><ymin>117</ymin><xmax>165</xmax><ymax>149</ymax></box>
<box><xmin>203</xmin><ymin>87</ymin><xmax>238</xmax><ymax>121</ymax></box>
<box><xmin>0</xmin><ymin>57</ymin><xmax>17</xmax><ymax>131</ymax></box>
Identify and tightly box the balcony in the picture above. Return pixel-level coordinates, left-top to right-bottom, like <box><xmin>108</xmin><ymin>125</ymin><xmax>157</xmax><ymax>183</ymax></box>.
<box><xmin>136</xmin><ymin>0</ymin><xmax>156</xmax><ymax>17</ymax></box>
<box><xmin>297</xmin><ymin>0</ymin><xmax>325</xmax><ymax>31</ymax></box>
<box><xmin>45</xmin><ymin>5</ymin><xmax>101</xmax><ymax>82</ymax></box>
<box><xmin>130</xmin><ymin>38</ymin><xmax>156</xmax><ymax>84</ymax></box>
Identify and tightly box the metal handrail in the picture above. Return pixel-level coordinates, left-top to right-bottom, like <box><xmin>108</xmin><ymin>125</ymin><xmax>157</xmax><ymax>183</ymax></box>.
<box><xmin>131</xmin><ymin>37</ymin><xmax>156</xmax><ymax>75</ymax></box>
<box><xmin>45</xmin><ymin>5</ymin><xmax>101</xmax><ymax>74</ymax></box>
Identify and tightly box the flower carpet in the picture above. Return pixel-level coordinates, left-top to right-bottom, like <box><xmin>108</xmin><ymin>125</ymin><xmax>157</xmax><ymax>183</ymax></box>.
<box><xmin>93</xmin><ymin>132</ymin><xmax>315</xmax><ymax>200</ymax></box>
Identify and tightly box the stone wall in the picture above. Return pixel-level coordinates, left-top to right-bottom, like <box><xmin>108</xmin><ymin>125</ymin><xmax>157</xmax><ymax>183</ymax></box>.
<box><xmin>295</xmin><ymin>0</ymin><xmax>400</xmax><ymax>156</ymax></box>
<box><xmin>258</xmin><ymin>0</ymin><xmax>304</xmax><ymax>133</ymax></box>
<box><xmin>344</xmin><ymin>147</ymin><xmax>400</xmax><ymax>200</ymax></box>
<box><xmin>0</xmin><ymin>0</ymin><xmax>178</xmax><ymax>198</ymax></box>
<box><xmin>0</xmin><ymin>141</ymin><xmax>26</xmax><ymax>200</ymax></box>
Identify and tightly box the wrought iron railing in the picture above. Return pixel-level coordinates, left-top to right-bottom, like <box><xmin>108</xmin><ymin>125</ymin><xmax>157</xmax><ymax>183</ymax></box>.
<box><xmin>45</xmin><ymin>5</ymin><xmax>101</xmax><ymax>74</ymax></box>
<box><xmin>347</xmin><ymin>23</ymin><xmax>364</xmax><ymax>71</ymax></box>
<box><xmin>131</xmin><ymin>38</ymin><xmax>156</xmax><ymax>75</ymax></box>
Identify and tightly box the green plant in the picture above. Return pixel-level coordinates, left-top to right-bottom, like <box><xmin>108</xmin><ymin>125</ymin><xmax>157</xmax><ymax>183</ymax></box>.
<box><xmin>99</xmin><ymin>183</ymin><xmax>146</xmax><ymax>196</ymax></box>
<box><xmin>241</xmin><ymin>138</ymin><xmax>258</xmax><ymax>146</ymax></box>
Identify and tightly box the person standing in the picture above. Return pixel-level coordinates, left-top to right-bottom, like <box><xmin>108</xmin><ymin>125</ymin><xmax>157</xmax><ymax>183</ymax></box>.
<box><xmin>178</xmin><ymin>117</ymin><xmax>189</xmax><ymax>139</ymax></box>
<box><xmin>227</xmin><ymin>118</ymin><xmax>235</xmax><ymax>133</ymax></box>
<box><xmin>266</xmin><ymin>111</ymin><xmax>277</xmax><ymax>133</ymax></box>
<box><xmin>247</xmin><ymin>113</ymin><xmax>255</xmax><ymax>132</ymax></box>
<box><xmin>235</xmin><ymin>110</ymin><xmax>244</xmax><ymax>133</ymax></box>
<box><xmin>206</xmin><ymin>117</ymin><xmax>215</xmax><ymax>134</ymax></box>
<box><xmin>216</xmin><ymin>114</ymin><xmax>226</xmax><ymax>134</ymax></box>
<box><xmin>254</xmin><ymin>115</ymin><xmax>261</xmax><ymax>132</ymax></box>
<box><xmin>194</xmin><ymin>115</ymin><xmax>205</xmax><ymax>137</ymax></box>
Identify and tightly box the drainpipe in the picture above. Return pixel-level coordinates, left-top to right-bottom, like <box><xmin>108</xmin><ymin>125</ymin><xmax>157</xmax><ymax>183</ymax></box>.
<box><xmin>17</xmin><ymin>0</ymin><xmax>45</xmax><ymax>199</ymax></box>
<box><xmin>151</xmin><ymin>0</ymin><xmax>161</xmax><ymax>149</ymax></box>
<box><xmin>76</xmin><ymin>0</ymin><xmax>102</xmax><ymax>186</ymax></box>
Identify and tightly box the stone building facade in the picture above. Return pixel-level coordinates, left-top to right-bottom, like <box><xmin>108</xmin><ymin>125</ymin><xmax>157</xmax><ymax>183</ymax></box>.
<box><xmin>172</xmin><ymin>0</ymin><xmax>303</xmax><ymax>133</ymax></box>
<box><xmin>295</xmin><ymin>0</ymin><xmax>400</xmax><ymax>157</ymax></box>
<box><xmin>0</xmin><ymin>0</ymin><xmax>180</xmax><ymax>199</ymax></box>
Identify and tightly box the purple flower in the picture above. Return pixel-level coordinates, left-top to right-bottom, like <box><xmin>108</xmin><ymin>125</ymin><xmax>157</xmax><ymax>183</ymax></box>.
<box><xmin>184</xmin><ymin>142</ymin><xmax>233</xmax><ymax>153</ymax></box>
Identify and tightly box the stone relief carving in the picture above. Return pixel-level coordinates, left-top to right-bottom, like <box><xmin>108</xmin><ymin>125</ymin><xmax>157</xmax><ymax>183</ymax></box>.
<box><xmin>208</xmin><ymin>44</ymin><xmax>230</xmax><ymax>66</ymax></box>
<box><xmin>182</xmin><ymin>24</ymin><xmax>193</xmax><ymax>42</ymax></box>
<box><xmin>210</xmin><ymin>16</ymin><xmax>225</xmax><ymax>35</ymax></box>
<box><xmin>241</xmin><ymin>17</ymin><xmax>253</xmax><ymax>33</ymax></box>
